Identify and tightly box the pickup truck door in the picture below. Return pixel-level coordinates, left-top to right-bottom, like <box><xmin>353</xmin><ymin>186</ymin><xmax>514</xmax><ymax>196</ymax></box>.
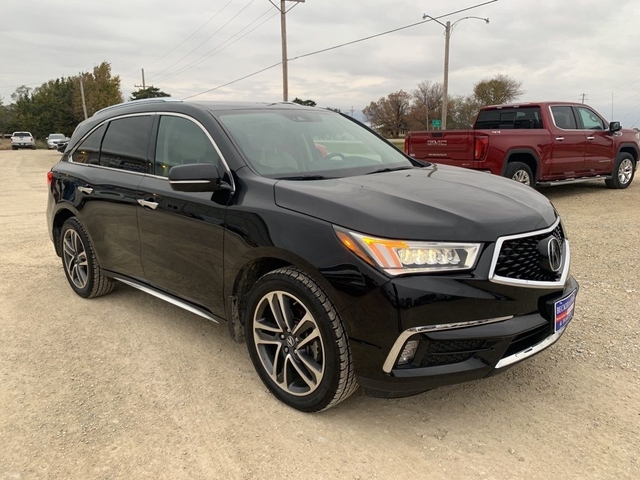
<box><xmin>574</xmin><ymin>106</ymin><xmax>615</xmax><ymax>174</ymax></box>
<box><xmin>548</xmin><ymin>106</ymin><xmax>585</xmax><ymax>176</ymax></box>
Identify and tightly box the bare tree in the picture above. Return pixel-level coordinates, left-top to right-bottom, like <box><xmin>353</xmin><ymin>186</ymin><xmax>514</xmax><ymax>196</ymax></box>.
<box><xmin>407</xmin><ymin>81</ymin><xmax>443</xmax><ymax>130</ymax></box>
<box><xmin>363</xmin><ymin>90</ymin><xmax>411</xmax><ymax>137</ymax></box>
<box><xmin>473</xmin><ymin>74</ymin><xmax>524</xmax><ymax>106</ymax></box>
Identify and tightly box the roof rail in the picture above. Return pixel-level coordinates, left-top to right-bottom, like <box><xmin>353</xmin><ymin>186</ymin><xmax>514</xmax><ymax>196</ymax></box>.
<box><xmin>93</xmin><ymin>98</ymin><xmax>183</xmax><ymax>116</ymax></box>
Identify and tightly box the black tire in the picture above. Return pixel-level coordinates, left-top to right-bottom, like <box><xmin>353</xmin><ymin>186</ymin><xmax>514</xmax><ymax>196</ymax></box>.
<box><xmin>605</xmin><ymin>153</ymin><xmax>635</xmax><ymax>189</ymax></box>
<box><xmin>245</xmin><ymin>267</ymin><xmax>358</xmax><ymax>412</ymax></box>
<box><xmin>31</xmin><ymin>145</ymin><xmax>36</xmax><ymax>150</ymax></box>
<box><xmin>505</xmin><ymin>162</ymin><xmax>534</xmax><ymax>186</ymax></box>
<box><xmin>59</xmin><ymin>217</ymin><xmax>115</xmax><ymax>298</ymax></box>
<box><xmin>11</xmin><ymin>146</ymin><xmax>17</xmax><ymax>150</ymax></box>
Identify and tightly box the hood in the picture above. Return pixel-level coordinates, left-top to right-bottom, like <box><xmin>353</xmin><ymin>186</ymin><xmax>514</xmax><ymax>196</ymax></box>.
<box><xmin>274</xmin><ymin>164</ymin><xmax>557</xmax><ymax>242</ymax></box>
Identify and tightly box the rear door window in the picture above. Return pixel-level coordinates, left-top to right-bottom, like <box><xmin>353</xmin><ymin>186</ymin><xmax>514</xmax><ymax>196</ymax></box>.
<box><xmin>550</xmin><ymin>106</ymin><xmax>578</xmax><ymax>130</ymax></box>
<box><xmin>73</xmin><ymin>124</ymin><xmax>107</xmax><ymax>165</ymax></box>
<box><xmin>100</xmin><ymin>116</ymin><xmax>153</xmax><ymax>173</ymax></box>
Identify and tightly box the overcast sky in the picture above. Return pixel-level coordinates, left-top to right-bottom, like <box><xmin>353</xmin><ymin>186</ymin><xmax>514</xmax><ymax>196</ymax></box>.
<box><xmin>2</xmin><ymin>0</ymin><xmax>640</xmax><ymax>126</ymax></box>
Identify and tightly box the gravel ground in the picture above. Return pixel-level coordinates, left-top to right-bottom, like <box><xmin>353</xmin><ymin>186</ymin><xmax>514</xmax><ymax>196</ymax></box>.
<box><xmin>1</xmin><ymin>150</ymin><xmax>639</xmax><ymax>480</ymax></box>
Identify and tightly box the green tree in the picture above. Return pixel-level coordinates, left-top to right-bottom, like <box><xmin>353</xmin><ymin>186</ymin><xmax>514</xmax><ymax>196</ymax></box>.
<box><xmin>363</xmin><ymin>90</ymin><xmax>411</xmax><ymax>137</ymax></box>
<box><xmin>473</xmin><ymin>74</ymin><xmax>523</xmax><ymax>106</ymax></box>
<box><xmin>447</xmin><ymin>95</ymin><xmax>482</xmax><ymax>130</ymax></box>
<box><xmin>130</xmin><ymin>86</ymin><xmax>171</xmax><ymax>101</ymax></box>
<box><xmin>292</xmin><ymin>97</ymin><xmax>317</xmax><ymax>107</ymax></box>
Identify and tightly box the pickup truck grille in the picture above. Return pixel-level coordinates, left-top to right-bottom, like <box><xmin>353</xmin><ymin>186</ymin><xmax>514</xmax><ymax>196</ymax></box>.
<box><xmin>494</xmin><ymin>224</ymin><xmax>565</xmax><ymax>283</ymax></box>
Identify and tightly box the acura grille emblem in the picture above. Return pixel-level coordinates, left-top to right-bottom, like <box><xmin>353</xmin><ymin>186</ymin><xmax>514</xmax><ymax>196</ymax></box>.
<box><xmin>548</xmin><ymin>237</ymin><xmax>562</xmax><ymax>272</ymax></box>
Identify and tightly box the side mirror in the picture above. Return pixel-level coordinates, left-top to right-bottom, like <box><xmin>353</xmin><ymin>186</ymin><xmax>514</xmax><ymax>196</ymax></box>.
<box><xmin>610</xmin><ymin>121</ymin><xmax>622</xmax><ymax>133</ymax></box>
<box><xmin>168</xmin><ymin>163</ymin><xmax>221</xmax><ymax>192</ymax></box>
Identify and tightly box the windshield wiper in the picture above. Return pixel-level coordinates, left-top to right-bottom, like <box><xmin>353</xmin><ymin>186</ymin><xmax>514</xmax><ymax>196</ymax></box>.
<box><xmin>277</xmin><ymin>175</ymin><xmax>329</xmax><ymax>181</ymax></box>
<box><xmin>365</xmin><ymin>166</ymin><xmax>414</xmax><ymax>175</ymax></box>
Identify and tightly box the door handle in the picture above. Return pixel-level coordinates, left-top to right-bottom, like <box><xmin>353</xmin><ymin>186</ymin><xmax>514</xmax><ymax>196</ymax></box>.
<box><xmin>137</xmin><ymin>199</ymin><xmax>159</xmax><ymax>210</ymax></box>
<box><xmin>555</xmin><ymin>137</ymin><xmax>564</xmax><ymax>141</ymax></box>
<box><xmin>587</xmin><ymin>136</ymin><xmax>595</xmax><ymax>140</ymax></box>
<box><xmin>78</xmin><ymin>186</ymin><xmax>93</xmax><ymax>194</ymax></box>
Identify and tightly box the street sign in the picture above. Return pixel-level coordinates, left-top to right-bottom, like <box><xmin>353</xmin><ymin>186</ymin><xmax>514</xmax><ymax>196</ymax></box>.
<box><xmin>431</xmin><ymin>119</ymin><xmax>442</xmax><ymax>128</ymax></box>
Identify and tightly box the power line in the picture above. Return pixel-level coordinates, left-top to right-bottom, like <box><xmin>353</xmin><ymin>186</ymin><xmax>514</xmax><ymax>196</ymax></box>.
<box><xmin>143</xmin><ymin>0</ymin><xmax>237</xmax><ymax>71</ymax></box>
<box><xmin>182</xmin><ymin>0</ymin><xmax>498</xmax><ymax>100</ymax></box>
<box><xmin>148</xmin><ymin>0</ymin><xmax>257</xmax><ymax>82</ymax></box>
<box><xmin>154</xmin><ymin>8</ymin><xmax>276</xmax><ymax>84</ymax></box>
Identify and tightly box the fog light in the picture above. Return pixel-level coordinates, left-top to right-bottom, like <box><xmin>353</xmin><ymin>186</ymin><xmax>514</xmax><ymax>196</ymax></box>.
<box><xmin>397</xmin><ymin>340</ymin><xmax>419</xmax><ymax>366</ymax></box>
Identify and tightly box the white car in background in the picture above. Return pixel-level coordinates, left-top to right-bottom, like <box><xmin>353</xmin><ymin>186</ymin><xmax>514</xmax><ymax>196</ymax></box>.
<box><xmin>46</xmin><ymin>133</ymin><xmax>70</xmax><ymax>150</ymax></box>
<box><xmin>11</xmin><ymin>132</ymin><xmax>36</xmax><ymax>150</ymax></box>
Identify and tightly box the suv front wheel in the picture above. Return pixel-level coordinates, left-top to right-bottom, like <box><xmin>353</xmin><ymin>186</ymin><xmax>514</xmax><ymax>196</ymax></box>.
<box><xmin>245</xmin><ymin>267</ymin><xmax>358</xmax><ymax>412</ymax></box>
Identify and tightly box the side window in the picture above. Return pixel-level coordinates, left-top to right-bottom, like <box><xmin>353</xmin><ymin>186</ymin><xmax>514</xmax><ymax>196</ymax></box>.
<box><xmin>154</xmin><ymin>116</ymin><xmax>220</xmax><ymax>177</ymax></box>
<box><xmin>73</xmin><ymin>124</ymin><xmax>107</xmax><ymax>165</ymax></box>
<box><xmin>576</xmin><ymin>107</ymin><xmax>605</xmax><ymax>130</ymax></box>
<box><xmin>100</xmin><ymin>116</ymin><xmax>153</xmax><ymax>173</ymax></box>
<box><xmin>551</xmin><ymin>106</ymin><xmax>578</xmax><ymax>130</ymax></box>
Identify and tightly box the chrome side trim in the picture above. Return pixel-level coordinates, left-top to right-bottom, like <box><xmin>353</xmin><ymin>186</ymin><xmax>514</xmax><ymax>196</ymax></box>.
<box><xmin>495</xmin><ymin>326</ymin><xmax>566</xmax><ymax>369</ymax></box>
<box><xmin>488</xmin><ymin>217</ymin><xmax>571</xmax><ymax>289</ymax></box>
<box><xmin>116</xmin><ymin>278</ymin><xmax>220</xmax><ymax>324</ymax></box>
<box><xmin>382</xmin><ymin>315</ymin><xmax>513</xmax><ymax>373</ymax></box>
<box><xmin>169</xmin><ymin>180</ymin><xmax>211</xmax><ymax>184</ymax></box>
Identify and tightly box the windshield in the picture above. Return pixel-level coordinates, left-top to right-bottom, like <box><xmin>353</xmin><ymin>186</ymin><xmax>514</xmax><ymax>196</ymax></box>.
<box><xmin>217</xmin><ymin>109</ymin><xmax>414</xmax><ymax>178</ymax></box>
<box><xmin>49</xmin><ymin>133</ymin><xmax>65</xmax><ymax>139</ymax></box>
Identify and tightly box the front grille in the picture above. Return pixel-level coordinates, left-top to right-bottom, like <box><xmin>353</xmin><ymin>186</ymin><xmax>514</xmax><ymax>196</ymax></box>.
<box><xmin>494</xmin><ymin>224</ymin><xmax>564</xmax><ymax>282</ymax></box>
<box><xmin>419</xmin><ymin>339</ymin><xmax>486</xmax><ymax>367</ymax></box>
<box><xmin>503</xmin><ymin>323</ymin><xmax>551</xmax><ymax>358</ymax></box>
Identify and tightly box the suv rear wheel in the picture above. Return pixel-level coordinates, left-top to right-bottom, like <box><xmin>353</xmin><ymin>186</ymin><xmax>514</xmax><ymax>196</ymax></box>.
<box><xmin>60</xmin><ymin>218</ymin><xmax>115</xmax><ymax>298</ymax></box>
<box><xmin>605</xmin><ymin>153</ymin><xmax>635</xmax><ymax>189</ymax></box>
<box><xmin>245</xmin><ymin>267</ymin><xmax>358</xmax><ymax>412</ymax></box>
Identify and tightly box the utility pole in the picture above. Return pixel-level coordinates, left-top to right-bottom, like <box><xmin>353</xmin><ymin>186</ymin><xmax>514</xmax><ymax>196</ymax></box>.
<box><xmin>442</xmin><ymin>21</ymin><xmax>451</xmax><ymax>130</ymax></box>
<box><xmin>350</xmin><ymin>106</ymin><xmax>355</xmax><ymax>117</ymax></box>
<box><xmin>423</xmin><ymin>15</ymin><xmax>489</xmax><ymax>131</ymax></box>
<box><xmin>142</xmin><ymin>68</ymin><xmax>146</xmax><ymax>89</ymax></box>
<box><xmin>611</xmin><ymin>92</ymin><xmax>614</xmax><ymax>120</ymax></box>
<box><xmin>79</xmin><ymin>73</ymin><xmax>88</xmax><ymax>120</ymax></box>
<box><xmin>269</xmin><ymin>0</ymin><xmax>304</xmax><ymax>101</ymax></box>
<box><xmin>580</xmin><ymin>93</ymin><xmax>587</xmax><ymax>104</ymax></box>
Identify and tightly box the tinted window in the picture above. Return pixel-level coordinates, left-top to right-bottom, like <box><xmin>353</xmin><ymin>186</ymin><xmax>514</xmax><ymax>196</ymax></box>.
<box><xmin>576</xmin><ymin>107</ymin><xmax>605</xmax><ymax>130</ymax></box>
<box><xmin>73</xmin><ymin>124</ymin><xmax>107</xmax><ymax>165</ymax></box>
<box><xmin>475</xmin><ymin>107</ymin><xmax>543</xmax><ymax>129</ymax></box>
<box><xmin>49</xmin><ymin>134</ymin><xmax>65</xmax><ymax>139</ymax></box>
<box><xmin>13</xmin><ymin>132</ymin><xmax>31</xmax><ymax>137</ymax></box>
<box><xmin>100</xmin><ymin>116</ymin><xmax>153</xmax><ymax>173</ymax></box>
<box><xmin>217</xmin><ymin>110</ymin><xmax>412</xmax><ymax>178</ymax></box>
<box><xmin>551</xmin><ymin>106</ymin><xmax>578</xmax><ymax>130</ymax></box>
<box><xmin>154</xmin><ymin>116</ymin><xmax>220</xmax><ymax>177</ymax></box>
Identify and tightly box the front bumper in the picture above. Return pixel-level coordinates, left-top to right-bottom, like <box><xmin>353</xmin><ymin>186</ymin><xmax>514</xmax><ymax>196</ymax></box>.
<box><xmin>342</xmin><ymin>273</ymin><xmax>578</xmax><ymax>396</ymax></box>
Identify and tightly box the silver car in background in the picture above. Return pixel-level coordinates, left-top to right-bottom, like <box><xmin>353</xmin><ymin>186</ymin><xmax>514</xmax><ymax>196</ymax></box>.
<box><xmin>46</xmin><ymin>133</ymin><xmax>69</xmax><ymax>149</ymax></box>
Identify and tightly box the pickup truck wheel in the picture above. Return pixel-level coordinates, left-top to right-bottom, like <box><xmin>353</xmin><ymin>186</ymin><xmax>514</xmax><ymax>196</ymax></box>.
<box><xmin>11</xmin><ymin>146</ymin><xmax>17</xmax><ymax>150</ymax></box>
<box><xmin>505</xmin><ymin>162</ymin><xmax>533</xmax><ymax>186</ymax></box>
<box><xmin>245</xmin><ymin>267</ymin><xmax>358</xmax><ymax>412</ymax></box>
<box><xmin>605</xmin><ymin>153</ymin><xmax>635</xmax><ymax>189</ymax></box>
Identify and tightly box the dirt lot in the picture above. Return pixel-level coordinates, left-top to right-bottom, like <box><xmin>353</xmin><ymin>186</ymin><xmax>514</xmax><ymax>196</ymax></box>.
<box><xmin>1</xmin><ymin>150</ymin><xmax>639</xmax><ymax>480</ymax></box>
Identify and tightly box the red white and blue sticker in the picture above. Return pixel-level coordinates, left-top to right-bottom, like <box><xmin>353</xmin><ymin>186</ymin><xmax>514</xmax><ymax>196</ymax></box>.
<box><xmin>554</xmin><ymin>291</ymin><xmax>576</xmax><ymax>332</ymax></box>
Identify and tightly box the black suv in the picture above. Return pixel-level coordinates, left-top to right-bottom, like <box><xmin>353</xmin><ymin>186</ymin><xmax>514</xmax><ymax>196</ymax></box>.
<box><xmin>47</xmin><ymin>99</ymin><xmax>578</xmax><ymax>412</ymax></box>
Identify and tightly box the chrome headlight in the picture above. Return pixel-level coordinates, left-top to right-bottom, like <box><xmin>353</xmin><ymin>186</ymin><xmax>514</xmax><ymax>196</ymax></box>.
<box><xmin>334</xmin><ymin>227</ymin><xmax>481</xmax><ymax>276</ymax></box>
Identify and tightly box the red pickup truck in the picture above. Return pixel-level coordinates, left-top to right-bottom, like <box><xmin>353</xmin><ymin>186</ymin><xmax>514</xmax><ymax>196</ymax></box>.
<box><xmin>404</xmin><ymin>102</ymin><xmax>639</xmax><ymax>189</ymax></box>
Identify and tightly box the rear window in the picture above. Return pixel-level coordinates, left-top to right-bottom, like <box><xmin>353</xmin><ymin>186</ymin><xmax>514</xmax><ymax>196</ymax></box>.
<box><xmin>475</xmin><ymin>107</ymin><xmax>543</xmax><ymax>130</ymax></box>
<box><xmin>13</xmin><ymin>132</ymin><xmax>31</xmax><ymax>137</ymax></box>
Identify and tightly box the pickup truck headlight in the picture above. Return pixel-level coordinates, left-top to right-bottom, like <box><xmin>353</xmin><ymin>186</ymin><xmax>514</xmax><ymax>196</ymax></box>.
<box><xmin>334</xmin><ymin>227</ymin><xmax>481</xmax><ymax>275</ymax></box>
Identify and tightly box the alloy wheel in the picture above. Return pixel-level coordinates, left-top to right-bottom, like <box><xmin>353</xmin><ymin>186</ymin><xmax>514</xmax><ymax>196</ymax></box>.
<box><xmin>252</xmin><ymin>291</ymin><xmax>325</xmax><ymax>396</ymax></box>
<box><xmin>618</xmin><ymin>158</ymin><xmax>633</xmax><ymax>185</ymax></box>
<box><xmin>62</xmin><ymin>229</ymin><xmax>89</xmax><ymax>289</ymax></box>
<box><xmin>513</xmin><ymin>170</ymin><xmax>531</xmax><ymax>185</ymax></box>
